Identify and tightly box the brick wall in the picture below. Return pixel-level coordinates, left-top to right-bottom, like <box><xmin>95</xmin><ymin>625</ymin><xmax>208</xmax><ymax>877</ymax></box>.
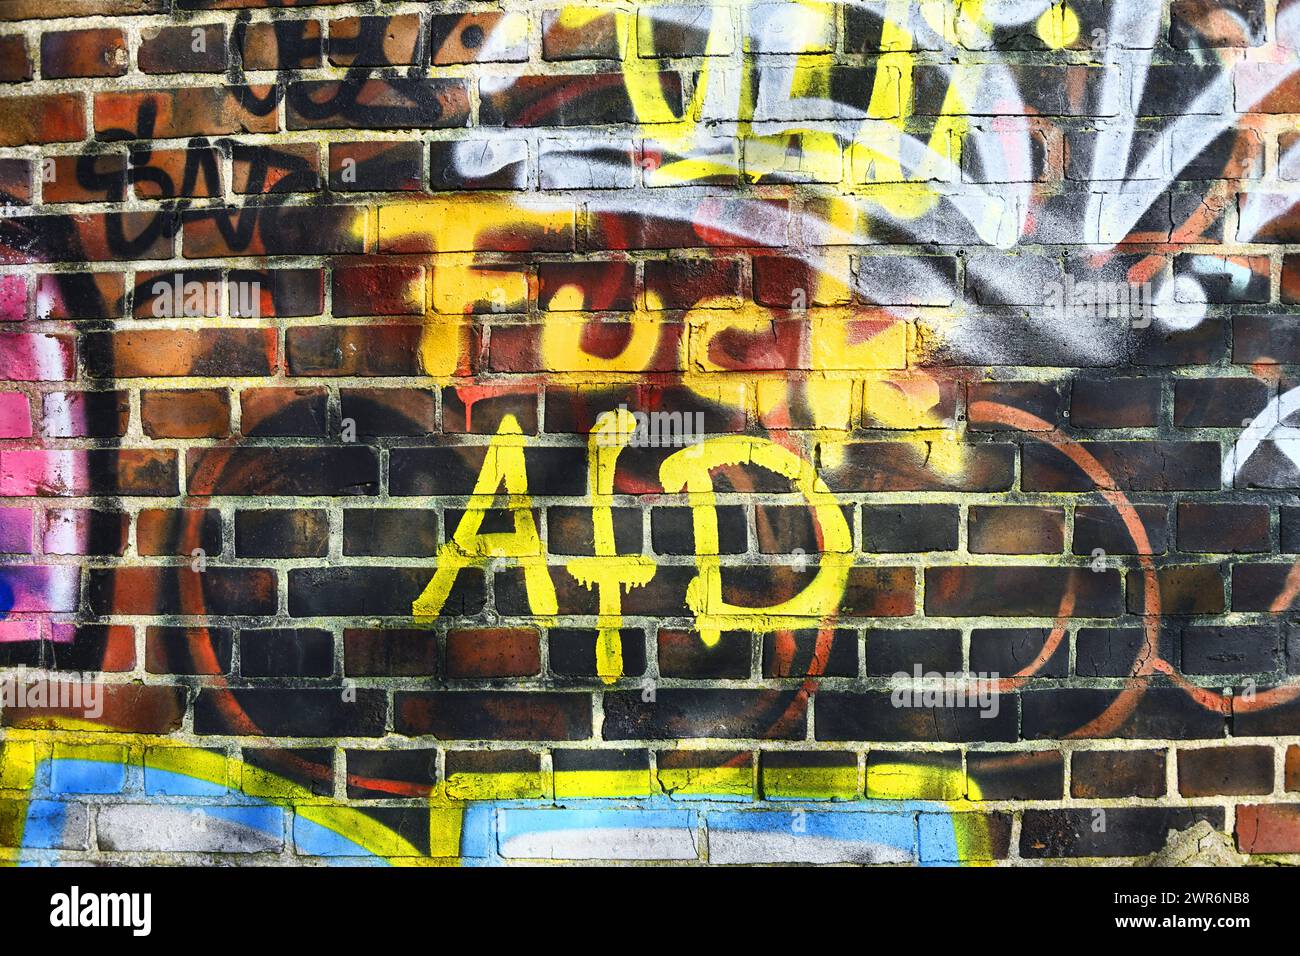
<box><xmin>1</xmin><ymin>0</ymin><xmax>1299</xmax><ymax>865</ymax></box>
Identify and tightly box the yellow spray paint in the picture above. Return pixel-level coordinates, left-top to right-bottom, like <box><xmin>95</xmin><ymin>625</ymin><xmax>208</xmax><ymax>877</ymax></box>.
<box><xmin>412</xmin><ymin>414</ymin><xmax>557</xmax><ymax>618</ymax></box>
<box><xmin>659</xmin><ymin>435</ymin><xmax>852</xmax><ymax>645</ymax></box>
<box><xmin>564</xmin><ymin>408</ymin><xmax>657</xmax><ymax>682</ymax></box>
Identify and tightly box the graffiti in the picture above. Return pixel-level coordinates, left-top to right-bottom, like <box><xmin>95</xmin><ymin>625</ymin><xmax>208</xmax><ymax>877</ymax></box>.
<box><xmin>1</xmin><ymin>0</ymin><xmax>1300</xmax><ymax>865</ymax></box>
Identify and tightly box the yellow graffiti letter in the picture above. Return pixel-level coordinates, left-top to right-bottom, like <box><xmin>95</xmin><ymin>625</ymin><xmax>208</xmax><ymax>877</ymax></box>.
<box><xmin>659</xmin><ymin>436</ymin><xmax>851</xmax><ymax>645</ymax></box>
<box><xmin>413</xmin><ymin>415</ymin><xmax>557</xmax><ymax>618</ymax></box>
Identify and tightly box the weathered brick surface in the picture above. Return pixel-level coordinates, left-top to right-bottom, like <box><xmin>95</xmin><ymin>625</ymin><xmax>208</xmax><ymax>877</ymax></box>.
<box><xmin>0</xmin><ymin>0</ymin><xmax>1299</xmax><ymax>869</ymax></box>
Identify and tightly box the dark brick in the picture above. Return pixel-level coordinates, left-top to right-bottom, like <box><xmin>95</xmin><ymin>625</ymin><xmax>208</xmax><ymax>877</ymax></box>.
<box><xmin>1072</xmin><ymin>749</ymin><xmax>1167</xmax><ymax>798</ymax></box>
<box><xmin>240</xmin><ymin>387</ymin><xmax>328</xmax><ymax>438</ymax></box>
<box><xmin>1181</xmin><ymin>624</ymin><xmax>1282</xmax><ymax>675</ymax></box>
<box><xmin>344</xmin><ymin>628</ymin><xmax>437</xmax><ymax>677</ymax></box>
<box><xmin>1234</xmin><ymin>693</ymin><xmax>1300</xmax><ymax>736</ymax></box>
<box><xmin>1076</xmin><ymin>627</ymin><xmax>1178</xmax><ymax>677</ymax></box>
<box><xmin>865</xmin><ymin>628</ymin><xmax>961</xmax><ymax>677</ymax></box>
<box><xmin>549</xmin><ymin>628</ymin><xmax>647</xmax><ymax>679</ymax></box>
<box><xmin>1126</xmin><ymin>565</ymin><xmax>1225</xmax><ymax>615</ymax></box>
<box><xmin>1178</xmin><ymin>745</ymin><xmax>1273</xmax><ymax>796</ymax></box>
<box><xmin>658</xmin><ymin>630</ymin><xmax>751</xmax><ymax>679</ymax></box>
<box><xmin>926</xmin><ymin>567</ymin><xmax>1121</xmax><ymax>617</ymax></box>
<box><xmin>89</xmin><ymin>567</ymin><xmax>276</xmax><ymax>616</ymax></box>
<box><xmin>1073</xmin><ymin>504</ymin><xmax>1169</xmax><ymax>555</ymax></box>
<box><xmin>604</xmin><ymin>689</ymin><xmax>807</xmax><ymax>740</ymax></box>
<box><xmin>343</xmin><ymin>509</ymin><xmax>438</xmax><ymax>557</ymax></box>
<box><xmin>1021</xmin><ymin>807</ymin><xmax>1223</xmax><ymax>858</ymax></box>
<box><xmin>390</xmin><ymin>446</ymin><xmax>585</xmax><ymax>497</ymax></box>
<box><xmin>330</xmin><ymin>141</ymin><xmax>422</xmax><ymax>192</ymax></box>
<box><xmin>1234</xmin><ymin>315</ymin><xmax>1300</xmax><ymax>363</ymax></box>
<box><xmin>968</xmin><ymin>381</ymin><xmax>1065</xmax><ymax>431</ymax></box>
<box><xmin>346</xmin><ymin>748</ymin><xmax>437</xmax><ymax>799</ymax></box>
<box><xmin>240</xmin><ymin>628</ymin><xmax>333</xmax><ymax>678</ymax></box>
<box><xmin>195</xmin><ymin>688</ymin><xmax>385</xmax><ymax>737</ymax></box>
<box><xmin>188</xmin><ymin>447</ymin><xmax>379</xmax><ymax>497</ymax></box>
<box><xmin>1071</xmin><ymin>377</ymin><xmax>1162</xmax><ymax>428</ymax></box>
<box><xmin>290</xmin><ymin>567</ymin><xmax>484</xmax><ymax>618</ymax></box>
<box><xmin>816</xmin><ymin>691</ymin><xmax>1019</xmax><ymax>743</ymax></box>
<box><xmin>145</xmin><ymin>626</ymin><xmax>233</xmax><ymax>676</ymax></box>
<box><xmin>824</xmin><ymin>443</ymin><xmax>1015</xmax><ymax>493</ymax></box>
<box><xmin>644</xmin><ymin>258</ymin><xmax>743</xmax><ymax>309</ymax></box>
<box><xmin>1023</xmin><ymin>442</ymin><xmax>1220</xmax><ymax>491</ymax></box>
<box><xmin>1023</xmin><ymin>688</ymin><xmax>1225</xmax><ymax>739</ymax></box>
<box><xmin>395</xmin><ymin>692</ymin><xmax>591</xmax><ymax>740</ymax></box>
<box><xmin>966</xmin><ymin>751</ymin><xmax>1063</xmax><ymax>801</ymax></box>
<box><xmin>235</xmin><ymin>509</ymin><xmax>329</xmax><ymax>558</ymax></box>
<box><xmin>1174</xmin><ymin>377</ymin><xmax>1270</xmax><ymax>427</ymax></box>
<box><xmin>762</xmin><ymin>629</ymin><xmax>858</xmax><ymax>678</ymax></box>
<box><xmin>861</xmin><ymin>504</ymin><xmax>958</xmax><ymax>552</ymax></box>
<box><xmin>546</xmin><ymin>506</ymin><xmax>640</xmax><ymax>556</ymax></box>
<box><xmin>1282</xmin><ymin>507</ymin><xmax>1300</xmax><ymax>552</ymax></box>
<box><xmin>652</xmin><ymin>505</ymin><xmax>745</xmax><ymax>555</ymax></box>
<box><xmin>970</xmin><ymin>628</ymin><xmax>1069</xmax><ymax>679</ymax></box>
<box><xmin>1230</xmin><ymin>563</ymin><xmax>1300</xmax><ymax>611</ymax></box>
<box><xmin>1177</xmin><ymin>503</ymin><xmax>1270</xmax><ymax>553</ymax></box>
<box><xmin>339</xmin><ymin>388</ymin><xmax>436</xmax><ymax>436</ymax></box>
<box><xmin>442</xmin><ymin>386</ymin><xmax>538</xmax><ymax>435</ymax></box>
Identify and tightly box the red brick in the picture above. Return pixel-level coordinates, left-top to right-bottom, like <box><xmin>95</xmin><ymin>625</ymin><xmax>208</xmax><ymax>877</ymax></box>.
<box><xmin>446</xmin><ymin>628</ymin><xmax>541</xmax><ymax>678</ymax></box>
<box><xmin>0</xmin><ymin>94</ymin><xmax>85</xmax><ymax>146</ymax></box>
<box><xmin>240</xmin><ymin>387</ymin><xmax>328</xmax><ymax>437</ymax></box>
<box><xmin>41</xmin><ymin>28</ymin><xmax>127</xmax><ymax>78</ymax></box>
<box><xmin>95</xmin><ymin>87</ymin><xmax>277</xmax><ymax>138</ymax></box>
<box><xmin>1236</xmin><ymin>804</ymin><xmax>1300</xmax><ymax>853</ymax></box>
<box><xmin>968</xmin><ymin>506</ymin><xmax>1065</xmax><ymax>554</ymax></box>
<box><xmin>138</xmin><ymin>24</ymin><xmax>228</xmax><ymax>73</ymax></box>
<box><xmin>329</xmin><ymin>14</ymin><xmax>422</xmax><ymax>65</ymax></box>
<box><xmin>0</xmin><ymin>36</ymin><xmax>32</xmax><ymax>82</ymax></box>
<box><xmin>332</xmin><ymin>264</ymin><xmax>425</xmax><ymax>316</ymax></box>
<box><xmin>130</xmin><ymin>147</ymin><xmax>222</xmax><ymax>199</ymax></box>
<box><xmin>84</xmin><ymin>329</ymin><xmax>277</xmax><ymax>379</ymax></box>
<box><xmin>42</xmin><ymin>155</ymin><xmax>126</xmax><ymax>203</ymax></box>
<box><xmin>140</xmin><ymin>388</ymin><xmax>231</xmax><ymax>438</ymax></box>
<box><xmin>239</xmin><ymin>20</ymin><xmax>322</xmax><ymax>70</ymax></box>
